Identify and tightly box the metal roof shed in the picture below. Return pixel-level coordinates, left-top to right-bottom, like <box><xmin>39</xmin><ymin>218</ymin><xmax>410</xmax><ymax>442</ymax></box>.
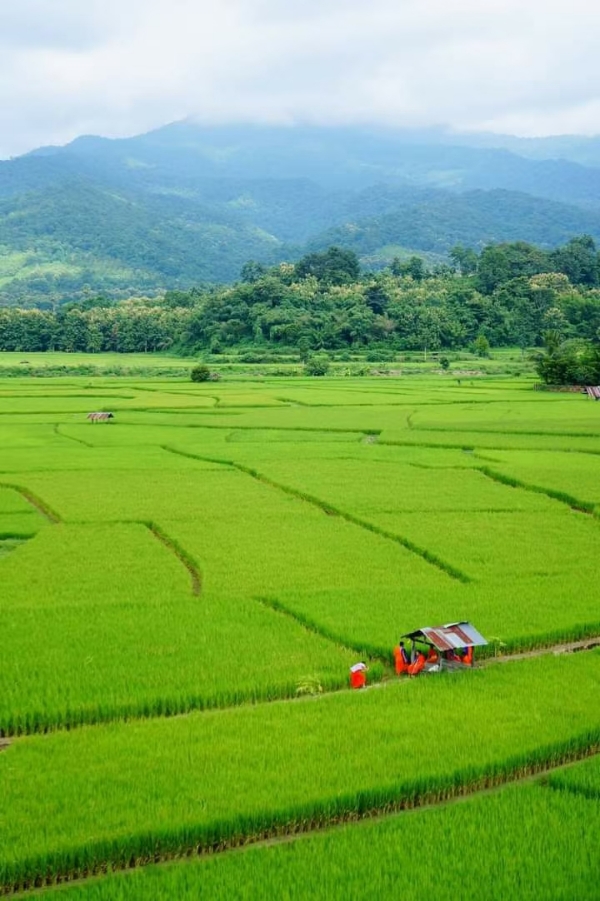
<box><xmin>402</xmin><ymin>621</ymin><xmax>487</xmax><ymax>651</ymax></box>
<box><xmin>401</xmin><ymin>621</ymin><xmax>487</xmax><ymax>671</ymax></box>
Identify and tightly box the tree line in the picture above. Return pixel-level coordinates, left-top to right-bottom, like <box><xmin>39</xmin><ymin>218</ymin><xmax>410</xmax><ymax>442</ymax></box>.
<box><xmin>1</xmin><ymin>240</ymin><xmax>600</xmax><ymax>375</ymax></box>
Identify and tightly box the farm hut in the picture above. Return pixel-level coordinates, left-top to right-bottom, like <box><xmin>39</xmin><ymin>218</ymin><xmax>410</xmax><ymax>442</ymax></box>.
<box><xmin>400</xmin><ymin>621</ymin><xmax>487</xmax><ymax>672</ymax></box>
<box><xmin>87</xmin><ymin>412</ymin><xmax>114</xmax><ymax>422</ymax></box>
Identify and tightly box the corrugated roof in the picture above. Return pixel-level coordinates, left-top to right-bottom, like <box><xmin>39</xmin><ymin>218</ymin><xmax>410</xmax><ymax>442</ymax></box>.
<box><xmin>401</xmin><ymin>621</ymin><xmax>487</xmax><ymax>651</ymax></box>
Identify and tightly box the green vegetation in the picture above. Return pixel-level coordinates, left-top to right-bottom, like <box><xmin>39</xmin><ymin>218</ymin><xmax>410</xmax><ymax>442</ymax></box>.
<box><xmin>7</xmin><ymin>122</ymin><xmax>600</xmax><ymax>296</ymax></box>
<box><xmin>549</xmin><ymin>754</ymin><xmax>600</xmax><ymax>799</ymax></box>
<box><xmin>0</xmin><ymin>652</ymin><xmax>599</xmax><ymax>891</ymax></box>
<box><xmin>3</xmin><ymin>378</ymin><xmax>600</xmax><ymax>738</ymax></box>
<box><xmin>41</xmin><ymin>781</ymin><xmax>600</xmax><ymax>900</ymax></box>
<box><xmin>2</xmin><ymin>240</ymin><xmax>600</xmax><ymax>370</ymax></box>
<box><xmin>190</xmin><ymin>363</ymin><xmax>211</xmax><ymax>382</ymax></box>
<box><xmin>304</xmin><ymin>355</ymin><xmax>331</xmax><ymax>376</ymax></box>
<box><xmin>0</xmin><ymin>180</ymin><xmax>284</xmax><ymax>298</ymax></box>
<box><xmin>0</xmin><ymin>502</ymin><xmax>362</xmax><ymax>734</ymax></box>
<box><xmin>534</xmin><ymin>336</ymin><xmax>600</xmax><ymax>385</ymax></box>
<box><xmin>0</xmin><ymin>369</ymin><xmax>599</xmax><ymax>896</ymax></box>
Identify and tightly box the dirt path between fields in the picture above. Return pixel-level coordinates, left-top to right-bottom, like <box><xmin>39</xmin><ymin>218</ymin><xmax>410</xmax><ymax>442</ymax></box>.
<box><xmin>485</xmin><ymin>636</ymin><xmax>600</xmax><ymax>665</ymax></box>
<box><xmin>13</xmin><ymin>742</ymin><xmax>600</xmax><ymax>899</ymax></box>
<box><xmin>354</xmin><ymin>634</ymin><xmax>600</xmax><ymax>694</ymax></box>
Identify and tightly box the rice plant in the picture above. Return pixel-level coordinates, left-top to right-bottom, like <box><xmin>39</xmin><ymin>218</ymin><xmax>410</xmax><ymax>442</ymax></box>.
<box><xmin>39</xmin><ymin>781</ymin><xmax>600</xmax><ymax>901</ymax></box>
<box><xmin>0</xmin><ymin>651</ymin><xmax>598</xmax><ymax>891</ymax></box>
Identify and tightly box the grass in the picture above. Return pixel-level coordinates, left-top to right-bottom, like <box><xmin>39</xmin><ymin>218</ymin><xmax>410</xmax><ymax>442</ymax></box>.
<box><xmin>0</xmin><ymin>651</ymin><xmax>599</xmax><ymax>892</ymax></box>
<box><xmin>2</xmin><ymin>376</ymin><xmax>600</xmax><ymax>732</ymax></box>
<box><xmin>410</xmin><ymin>398</ymin><xmax>600</xmax><ymax>436</ymax></box>
<box><xmin>0</xmin><ymin>369</ymin><xmax>599</xmax><ymax>895</ymax></box>
<box><xmin>154</xmin><ymin>441</ymin><xmax>600</xmax><ymax>652</ymax></box>
<box><xmin>476</xmin><ymin>449</ymin><xmax>600</xmax><ymax>509</ymax></box>
<box><xmin>548</xmin><ymin>753</ymin><xmax>600</xmax><ymax>800</ymax></box>
<box><xmin>0</xmin><ymin>519</ymin><xmax>356</xmax><ymax>735</ymax></box>
<box><xmin>41</xmin><ymin>780</ymin><xmax>600</xmax><ymax>900</ymax></box>
<box><xmin>0</xmin><ymin>485</ymin><xmax>35</xmax><ymax>513</ymax></box>
<box><xmin>0</xmin><ymin>352</ymin><xmax>201</xmax><ymax>367</ymax></box>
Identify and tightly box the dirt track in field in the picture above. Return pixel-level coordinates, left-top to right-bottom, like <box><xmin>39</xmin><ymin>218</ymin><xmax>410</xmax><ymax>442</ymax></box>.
<box><xmin>13</xmin><ymin>742</ymin><xmax>600</xmax><ymax>899</ymax></box>
<box><xmin>485</xmin><ymin>636</ymin><xmax>600</xmax><ymax>665</ymax></box>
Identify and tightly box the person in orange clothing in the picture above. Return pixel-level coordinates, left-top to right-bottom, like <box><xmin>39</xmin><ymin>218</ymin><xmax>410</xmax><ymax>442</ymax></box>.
<box><xmin>407</xmin><ymin>649</ymin><xmax>427</xmax><ymax>676</ymax></box>
<box><xmin>453</xmin><ymin>646</ymin><xmax>473</xmax><ymax>666</ymax></box>
<box><xmin>426</xmin><ymin>646</ymin><xmax>439</xmax><ymax>664</ymax></box>
<box><xmin>394</xmin><ymin>641</ymin><xmax>410</xmax><ymax>675</ymax></box>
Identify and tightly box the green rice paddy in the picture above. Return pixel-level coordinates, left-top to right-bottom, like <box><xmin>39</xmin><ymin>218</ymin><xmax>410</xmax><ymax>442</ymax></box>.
<box><xmin>0</xmin><ymin>364</ymin><xmax>598</xmax><ymax>897</ymax></box>
<box><xmin>35</xmin><ymin>783</ymin><xmax>600</xmax><ymax>901</ymax></box>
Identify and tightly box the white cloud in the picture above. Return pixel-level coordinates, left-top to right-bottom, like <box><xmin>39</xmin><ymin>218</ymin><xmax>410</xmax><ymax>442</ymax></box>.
<box><xmin>1</xmin><ymin>0</ymin><xmax>600</xmax><ymax>157</ymax></box>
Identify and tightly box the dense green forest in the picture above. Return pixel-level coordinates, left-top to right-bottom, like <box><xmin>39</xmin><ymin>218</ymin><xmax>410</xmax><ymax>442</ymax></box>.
<box><xmin>5</xmin><ymin>122</ymin><xmax>600</xmax><ymax>299</ymax></box>
<box><xmin>2</xmin><ymin>239</ymin><xmax>600</xmax><ymax>382</ymax></box>
<box><xmin>4</xmin><ymin>180</ymin><xmax>600</xmax><ymax>303</ymax></box>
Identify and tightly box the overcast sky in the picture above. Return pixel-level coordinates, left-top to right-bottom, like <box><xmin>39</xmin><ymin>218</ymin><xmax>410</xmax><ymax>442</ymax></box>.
<box><xmin>1</xmin><ymin>0</ymin><xmax>599</xmax><ymax>158</ymax></box>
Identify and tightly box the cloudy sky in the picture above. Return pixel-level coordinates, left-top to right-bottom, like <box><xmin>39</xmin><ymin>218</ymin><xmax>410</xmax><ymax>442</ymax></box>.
<box><xmin>1</xmin><ymin>0</ymin><xmax>599</xmax><ymax>157</ymax></box>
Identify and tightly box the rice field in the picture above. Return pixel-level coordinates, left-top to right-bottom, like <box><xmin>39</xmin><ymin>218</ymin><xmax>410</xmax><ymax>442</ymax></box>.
<box><xmin>0</xmin><ymin>366</ymin><xmax>599</xmax><ymax>896</ymax></box>
<box><xmin>1</xmin><ymin>652</ymin><xmax>599</xmax><ymax>891</ymax></box>
<box><xmin>548</xmin><ymin>753</ymin><xmax>600</xmax><ymax>800</ymax></box>
<box><xmin>37</xmin><ymin>782</ymin><xmax>600</xmax><ymax>901</ymax></box>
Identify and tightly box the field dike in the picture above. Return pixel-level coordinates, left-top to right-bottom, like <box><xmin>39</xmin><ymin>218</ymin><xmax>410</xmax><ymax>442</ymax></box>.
<box><xmin>485</xmin><ymin>635</ymin><xmax>600</xmax><ymax>663</ymax></box>
<box><xmin>478</xmin><ymin>624</ymin><xmax>600</xmax><ymax>659</ymax></box>
<box><xmin>53</xmin><ymin>424</ymin><xmax>95</xmax><ymax>448</ymax></box>
<box><xmin>256</xmin><ymin>595</ymin><xmax>388</xmax><ymax>666</ymax></box>
<box><xmin>476</xmin><ymin>464</ymin><xmax>599</xmax><ymax>517</ymax></box>
<box><xmin>409</xmin><ymin>423</ymin><xmax>600</xmax><ymax>439</ymax></box>
<box><xmin>380</xmin><ymin>437</ymin><xmax>600</xmax><ymax>456</ymax></box>
<box><xmin>0</xmin><ymin>670</ymin><xmax>352</xmax><ymax>739</ymax></box>
<box><xmin>3</xmin><ymin>740</ymin><xmax>600</xmax><ymax>896</ymax></box>
<box><xmin>2</xmin><ymin>634</ymin><xmax>599</xmax><ymax>740</ymax></box>
<box><xmin>0</xmin><ymin>483</ymin><xmax>61</xmax><ymax>524</ymax></box>
<box><xmin>161</xmin><ymin>446</ymin><xmax>471</xmax><ymax>584</ymax></box>
<box><xmin>8</xmin><ymin>752</ymin><xmax>600</xmax><ymax>900</ymax></box>
<box><xmin>544</xmin><ymin>780</ymin><xmax>600</xmax><ymax>804</ymax></box>
<box><xmin>145</xmin><ymin>522</ymin><xmax>202</xmax><ymax>596</ymax></box>
<box><xmin>0</xmin><ymin>536</ymin><xmax>31</xmax><ymax>561</ymax></box>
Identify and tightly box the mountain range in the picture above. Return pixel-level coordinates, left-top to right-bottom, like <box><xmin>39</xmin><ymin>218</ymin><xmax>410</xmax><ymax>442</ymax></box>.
<box><xmin>3</xmin><ymin>120</ymin><xmax>600</xmax><ymax>301</ymax></box>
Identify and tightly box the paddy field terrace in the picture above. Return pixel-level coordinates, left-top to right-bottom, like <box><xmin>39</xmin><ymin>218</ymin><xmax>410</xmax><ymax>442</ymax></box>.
<box><xmin>0</xmin><ymin>361</ymin><xmax>599</xmax><ymax>897</ymax></box>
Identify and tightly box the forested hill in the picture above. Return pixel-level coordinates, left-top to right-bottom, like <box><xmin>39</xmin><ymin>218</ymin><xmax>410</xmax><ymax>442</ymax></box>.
<box><xmin>307</xmin><ymin>189</ymin><xmax>600</xmax><ymax>259</ymax></box>
<box><xmin>24</xmin><ymin>122</ymin><xmax>600</xmax><ymax>202</ymax></box>
<box><xmin>4</xmin><ymin>121</ymin><xmax>600</xmax><ymax>302</ymax></box>
<box><xmin>3</xmin><ymin>241</ymin><xmax>600</xmax><ymax>373</ymax></box>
